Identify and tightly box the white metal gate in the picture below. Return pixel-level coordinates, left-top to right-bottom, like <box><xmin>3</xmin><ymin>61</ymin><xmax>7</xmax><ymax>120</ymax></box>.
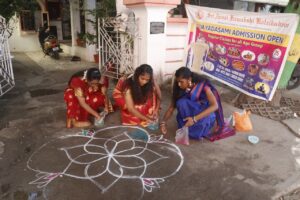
<box><xmin>98</xmin><ymin>15</ymin><xmax>139</xmax><ymax>79</ymax></box>
<box><xmin>0</xmin><ymin>16</ymin><xmax>14</xmax><ymax>97</ymax></box>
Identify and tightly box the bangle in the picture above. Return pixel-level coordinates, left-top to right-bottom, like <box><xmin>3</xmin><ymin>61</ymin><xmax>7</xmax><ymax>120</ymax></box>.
<box><xmin>193</xmin><ymin>116</ymin><xmax>197</xmax><ymax>123</ymax></box>
<box><xmin>160</xmin><ymin>121</ymin><xmax>166</xmax><ymax>126</ymax></box>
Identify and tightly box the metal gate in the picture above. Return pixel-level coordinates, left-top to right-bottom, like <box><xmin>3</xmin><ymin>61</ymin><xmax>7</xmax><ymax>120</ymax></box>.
<box><xmin>98</xmin><ymin>15</ymin><xmax>139</xmax><ymax>79</ymax></box>
<box><xmin>0</xmin><ymin>16</ymin><xmax>14</xmax><ymax>97</ymax></box>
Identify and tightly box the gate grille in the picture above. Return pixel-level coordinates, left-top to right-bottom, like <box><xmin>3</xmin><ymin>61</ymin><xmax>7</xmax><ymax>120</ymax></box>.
<box><xmin>98</xmin><ymin>16</ymin><xmax>139</xmax><ymax>79</ymax></box>
<box><xmin>0</xmin><ymin>16</ymin><xmax>14</xmax><ymax>97</ymax></box>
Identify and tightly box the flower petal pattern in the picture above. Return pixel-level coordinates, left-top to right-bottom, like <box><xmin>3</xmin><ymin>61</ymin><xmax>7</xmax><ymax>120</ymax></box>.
<box><xmin>27</xmin><ymin>126</ymin><xmax>183</xmax><ymax>199</ymax></box>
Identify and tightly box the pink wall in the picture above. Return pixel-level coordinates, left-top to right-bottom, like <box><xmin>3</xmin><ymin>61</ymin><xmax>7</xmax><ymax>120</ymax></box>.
<box><xmin>124</xmin><ymin>0</ymin><xmax>181</xmax><ymax>6</ymax></box>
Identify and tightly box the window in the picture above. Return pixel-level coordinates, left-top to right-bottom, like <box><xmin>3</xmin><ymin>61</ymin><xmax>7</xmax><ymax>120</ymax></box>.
<box><xmin>20</xmin><ymin>10</ymin><xmax>35</xmax><ymax>31</ymax></box>
<box><xmin>48</xmin><ymin>2</ymin><xmax>61</xmax><ymax>20</ymax></box>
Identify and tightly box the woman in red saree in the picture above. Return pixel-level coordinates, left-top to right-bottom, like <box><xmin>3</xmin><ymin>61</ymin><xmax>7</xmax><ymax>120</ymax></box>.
<box><xmin>64</xmin><ymin>68</ymin><xmax>113</xmax><ymax>128</ymax></box>
<box><xmin>113</xmin><ymin>64</ymin><xmax>161</xmax><ymax>126</ymax></box>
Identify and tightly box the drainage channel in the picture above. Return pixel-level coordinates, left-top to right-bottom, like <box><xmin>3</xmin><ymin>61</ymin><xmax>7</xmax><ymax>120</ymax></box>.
<box><xmin>29</xmin><ymin>89</ymin><xmax>61</xmax><ymax>98</ymax></box>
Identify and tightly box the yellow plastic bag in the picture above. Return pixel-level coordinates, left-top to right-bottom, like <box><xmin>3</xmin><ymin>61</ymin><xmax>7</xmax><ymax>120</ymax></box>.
<box><xmin>233</xmin><ymin>110</ymin><xmax>253</xmax><ymax>132</ymax></box>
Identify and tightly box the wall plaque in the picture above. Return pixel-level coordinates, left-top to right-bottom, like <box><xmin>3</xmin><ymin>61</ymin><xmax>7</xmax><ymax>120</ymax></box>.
<box><xmin>150</xmin><ymin>22</ymin><xmax>164</xmax><ymax>34</ymax></box>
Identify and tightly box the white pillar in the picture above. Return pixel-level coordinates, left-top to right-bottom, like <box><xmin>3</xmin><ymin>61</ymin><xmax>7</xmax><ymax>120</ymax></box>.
<box><xmin>85</xmin><ymin>0</ymin><xmax>97</xmax><ymax>61</ymax></box>
<box><xmin>70</xmin><ymin>1</ymin><xmax>81</xmax><ymax>47</ymax></box>
<box><xmin>124</xmin><ymin>0</ymin><xmax>180</xmax><ymax>82</ymax></box>
<box><xmin>116</xmin><ymin>0</ymin><xmax>127</xmax><ymax>14</ymax></box>
<box><xmin>36</xmin><ymin>0</ymin><xmax>46</xmax><ymax>12</ymax></box>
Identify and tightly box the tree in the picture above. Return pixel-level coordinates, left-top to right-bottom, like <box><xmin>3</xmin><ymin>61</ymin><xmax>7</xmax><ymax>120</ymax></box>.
<box><xmin>0</xmin><ymin>0</ymin><xmax>38</xmax><ymax>37</ymax></box>
<box><xmin>84</xmin><ymin>0</ymin><xmax>116</xmax><ymax>46</ymax></box>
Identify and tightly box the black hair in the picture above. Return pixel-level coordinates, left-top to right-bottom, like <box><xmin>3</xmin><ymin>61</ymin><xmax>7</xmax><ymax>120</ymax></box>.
<box><xmin>172</xmin><ymin>67</ymin><xmax>207</xmax><ymax>107</ymax></box>
<box><xmin>86</xmin><ymin>68</ymin><xmax>101</xmax><ymax>81</ymax></box>
<box><xmin>68</xmin><ymin>67</ymin><xmax>101</xmax><ymax>85</ymax></box>
<box><xmin>125</xmin><ymin>64</ymin><xmax>154</xmax><ymax>104</ymax></box>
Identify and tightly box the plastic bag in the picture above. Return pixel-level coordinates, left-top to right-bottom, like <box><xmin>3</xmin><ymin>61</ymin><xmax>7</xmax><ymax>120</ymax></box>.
<box><xmin>175</xmin><ymin>127</ymin><xmax>189</xmax><ymax>145</ymax></box>
<box><xmin>224</xmin><ymin>115</ymin><xmax>234</xmax><ymax>126</ymax></box>
<box><xmin>94</xmin><ymin>111</ymin><xmax>108</xmax><ymax>127</ymax></box>
<box><xmin>147</xmin><ymin>119</ymin><xmax>159</xmax><ymax>130</ymax></box>
<box><xmin>233</xmin><ymin>110</ymin><xmax>253</xmax><ymax>132</ymax></box>
<box><xmin>205</xmin><ymin>125</ymin><xmax>236</xmax><ymax>142</ymax></box>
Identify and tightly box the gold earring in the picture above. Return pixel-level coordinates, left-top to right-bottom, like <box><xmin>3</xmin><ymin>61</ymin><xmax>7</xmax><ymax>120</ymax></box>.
<box><xmin>188</xmin><ymin>81</ymin><xmax>192</xmax><ymax>87</ymax></box>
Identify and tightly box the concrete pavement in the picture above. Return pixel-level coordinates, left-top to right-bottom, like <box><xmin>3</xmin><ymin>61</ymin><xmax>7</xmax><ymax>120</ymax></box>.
<box><xmin>0</xmin><ymin>52</ymin><xmax>300</xmax><ymax>200</ymax></box>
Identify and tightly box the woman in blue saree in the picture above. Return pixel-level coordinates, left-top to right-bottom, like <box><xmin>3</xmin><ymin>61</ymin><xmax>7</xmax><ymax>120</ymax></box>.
<box><xmin>160</xmin><ymin>67</ymin><xmax>232</xmax><ymax>140</ymax></box>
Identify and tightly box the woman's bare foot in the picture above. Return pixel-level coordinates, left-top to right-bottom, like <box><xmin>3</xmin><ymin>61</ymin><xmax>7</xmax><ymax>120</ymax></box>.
<box><xmin>66</xmin><ymin>118</ymin><xmax>73</xmax><ymax>128</ymax></box>
<box><xmin>73</xmin><ymin>120</ymin><xmax>91</xmax><ymax>128</ymax></box>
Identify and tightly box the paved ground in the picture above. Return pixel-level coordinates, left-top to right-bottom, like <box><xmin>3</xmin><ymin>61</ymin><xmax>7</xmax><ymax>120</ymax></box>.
<box><xmin>1</xmin><ymin>52</ymin><xmax>300</xmax><ymax>200</ymax></box>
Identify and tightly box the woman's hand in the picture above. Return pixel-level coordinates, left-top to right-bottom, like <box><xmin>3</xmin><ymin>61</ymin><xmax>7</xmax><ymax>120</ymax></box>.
<box><xmin>77</xmin><ymin>95</ymin><xmax>101</xmax><ymax>121</ymax></box>
<box><xmin>145</xmin><ymin>116</ymin><xmax>155</xmax><ymax>124</ymax></box>
<box><xmin>91</xmin><ymin>84</ymin><xmax>99</xmax><ymax>92</ymax></box>
<box><xmin>94</xmin><ymin>113</ymin><xmax>101</xmax><ymax>120</ymax></box>
<box><xmin>160</xmin><ymin>103</ymin><xmax>175</xmax><ymax>135</ymax></box>
<box><xmin>160</xmin><ymin>122</ymin><xmax>167</xmax><ymax>134</ymax></box>
<box><xmin>125</xmin><ymin>89</ymin><xmax>152</xmax><ymax>122</ymax></box>
<box><xmin>152</xmin><ymin>110</ymin><xmax>159</xmax><ymax>120</ymax></box>
<box><xmin>184</xmin><ymin>117</ymin><xmax>194</xmax><ymax>127</ymax></box>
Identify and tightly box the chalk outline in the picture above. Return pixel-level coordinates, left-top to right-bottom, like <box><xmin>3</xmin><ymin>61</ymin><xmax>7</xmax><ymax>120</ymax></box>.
<box><xmin>292</xmin><ymin>138</ymin><xmax>300</xmax><ymax>169</ymax></box>
<box><xmin>27</xmin><ymin>125</ymin><xmax>184</xmax><ymax>199</ymax></box>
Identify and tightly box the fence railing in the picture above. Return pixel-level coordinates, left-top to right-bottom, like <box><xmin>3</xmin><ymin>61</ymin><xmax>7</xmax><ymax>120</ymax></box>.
<box><xmin>0</xmin><ymin>16</ymin><xmax>14</xmax><ymax>97</ymax></box>
<box><xmin>98</xmin><ymin>16</ymin><xmax>139</xmax><ymax>79</ymax></box>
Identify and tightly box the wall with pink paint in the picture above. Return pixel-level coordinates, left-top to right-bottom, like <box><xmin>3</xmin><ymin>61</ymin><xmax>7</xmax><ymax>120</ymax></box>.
<box><xmin>164</xmin><ymin>18</ymin><xmax>189</xmax><ymax>77</ymax></box>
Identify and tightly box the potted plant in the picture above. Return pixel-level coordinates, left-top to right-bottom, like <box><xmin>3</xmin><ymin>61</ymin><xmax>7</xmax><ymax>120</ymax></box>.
<box><xmin>172</xmin><ymin>7</ymin><xmax>182</xmax><ymax>18</ymax></box>
<box><xmin>84</xmin><ymin>0</ymin><xmax>116</xmax><ymax>63</ymax></box>
<box><xmin>76</xmin><ymin>31</ymin><xmax>86</xmax><ymax>47</ymax></box>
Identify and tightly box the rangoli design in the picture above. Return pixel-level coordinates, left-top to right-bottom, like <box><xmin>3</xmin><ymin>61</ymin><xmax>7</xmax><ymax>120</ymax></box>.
<box><xmin>27</xmin><ymin>126</ymin><xmax>183</xmax><ymax>199</ymax></box>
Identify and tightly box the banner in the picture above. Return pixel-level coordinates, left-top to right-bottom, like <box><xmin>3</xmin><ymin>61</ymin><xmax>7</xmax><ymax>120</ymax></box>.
<box><xmin>185</xmin><ymin>5</ymin><xmax>299</xmax><ymax>100</ymax></box>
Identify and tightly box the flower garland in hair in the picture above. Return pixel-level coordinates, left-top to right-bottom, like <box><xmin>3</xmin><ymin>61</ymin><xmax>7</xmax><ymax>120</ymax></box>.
<box><xmin>127</xmin><ymin>73</ymin><xmax>134</xmax><ymax>80</ymax></box>
<box><xmin>83</xmin><ymin>70</ymin><xmax>88</xmax><ymax>80</ymax></box>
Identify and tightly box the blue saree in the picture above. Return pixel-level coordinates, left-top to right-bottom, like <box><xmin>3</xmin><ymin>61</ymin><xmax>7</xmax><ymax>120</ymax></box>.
<box><xmin>176</xmin><ymin>81</ymin><xmax>225</xmax><ymax>139</ymax></box>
